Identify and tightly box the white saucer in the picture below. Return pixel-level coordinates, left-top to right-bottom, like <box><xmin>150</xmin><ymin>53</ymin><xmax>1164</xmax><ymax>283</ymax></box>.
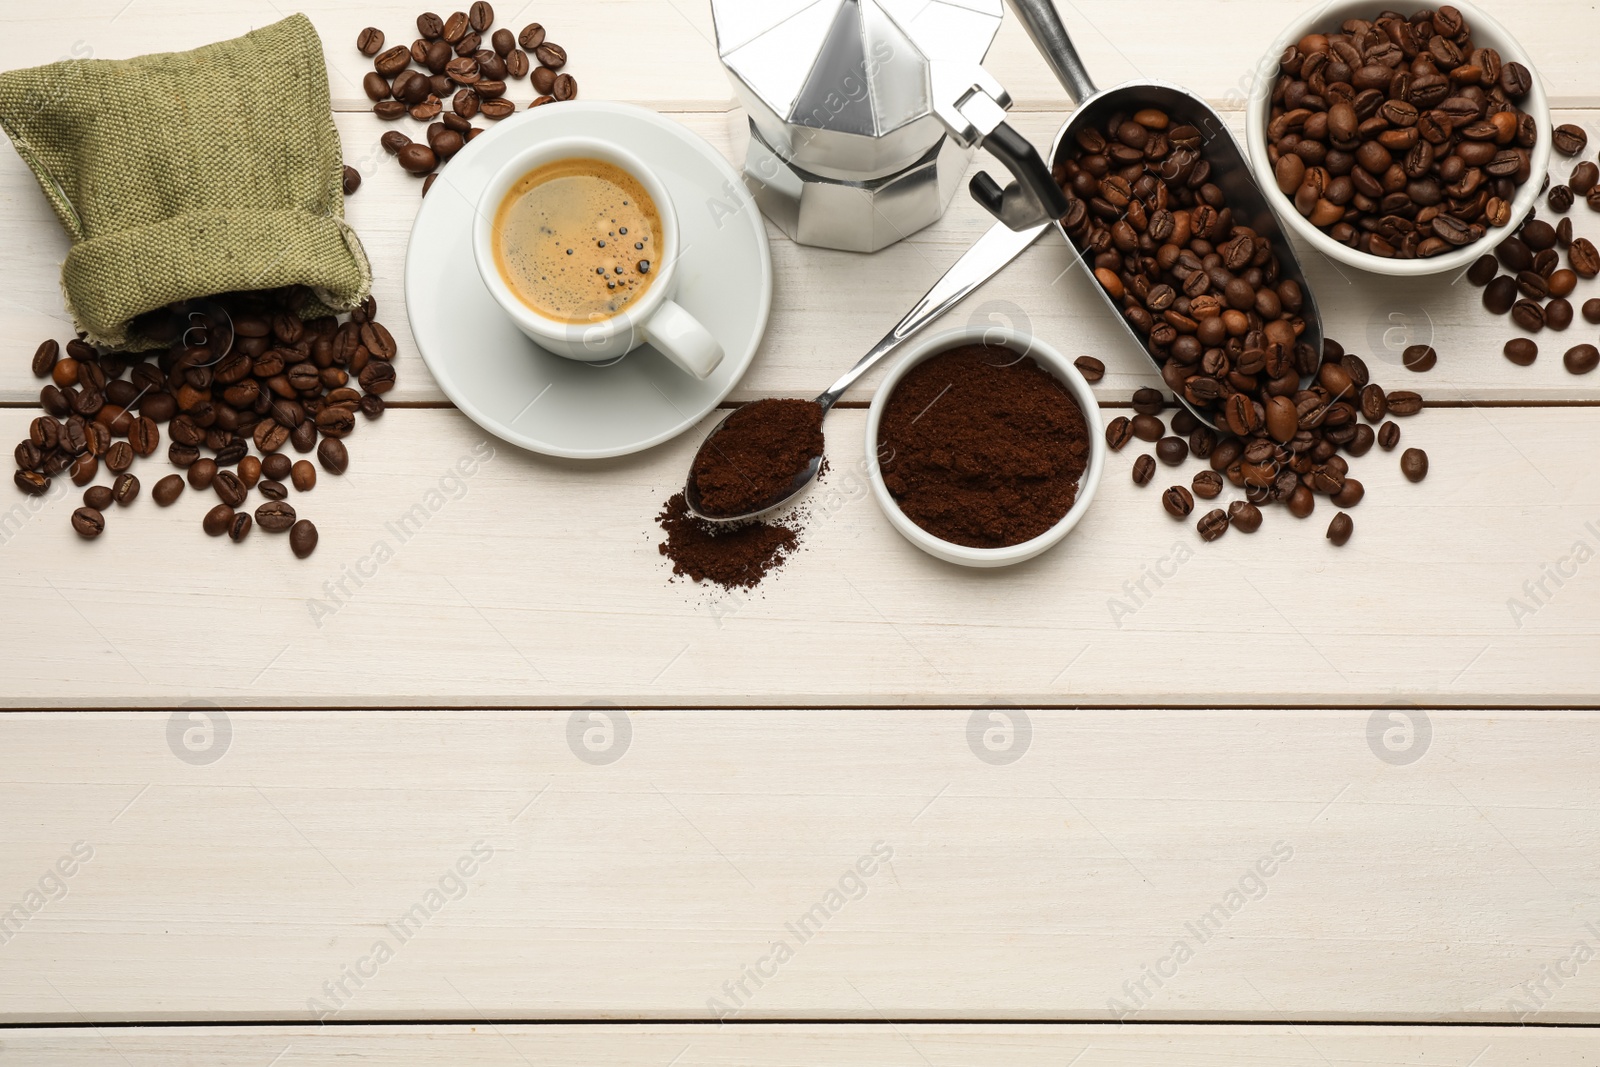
<box><xmin>405</xmin><ymin>102</ymin><xmax>772</xmax><ymax>459</ymax></box>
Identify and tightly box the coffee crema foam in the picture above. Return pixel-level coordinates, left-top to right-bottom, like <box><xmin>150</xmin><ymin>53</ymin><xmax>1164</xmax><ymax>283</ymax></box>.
<box><xmin>491</xmin><ymin>157</ymin><xmax>663</xmax><ymax>324</ymax></box>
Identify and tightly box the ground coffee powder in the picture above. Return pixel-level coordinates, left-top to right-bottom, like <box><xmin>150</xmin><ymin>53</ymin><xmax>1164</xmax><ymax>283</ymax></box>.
<box><xmin>877</xmin><ymin>344</ymin><xmax>1088</xmax><ymax>549</ymax></box>
<box><xmin>657</xmin><ymin>491</ymin><xmax>799</xmax><ymax>590</ymax></box>
<box><xmin>689</xmin><ymin>398</ymin><xmax>824</xmax><ymax>518</ymax></box>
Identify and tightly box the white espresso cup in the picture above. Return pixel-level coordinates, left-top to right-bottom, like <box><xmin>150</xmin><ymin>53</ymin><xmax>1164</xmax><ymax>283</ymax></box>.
<box><xmin>472</xmin><ymin>137</ymin><xmax>724</xmax><ymax>379</ymax></box>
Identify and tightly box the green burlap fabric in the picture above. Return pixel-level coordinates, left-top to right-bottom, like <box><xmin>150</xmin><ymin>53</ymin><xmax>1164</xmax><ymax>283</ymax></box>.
<box><xmin>0</xmin><ymin>14</ymin><xmax>371</xmax><ymax>348</ymax></box>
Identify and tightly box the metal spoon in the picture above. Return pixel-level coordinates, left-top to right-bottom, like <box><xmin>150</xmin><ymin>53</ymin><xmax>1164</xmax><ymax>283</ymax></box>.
<box><xmin>685</xmin><ymin>218</ymin><xmax>1048</xmax><ymax>522</ymax></box>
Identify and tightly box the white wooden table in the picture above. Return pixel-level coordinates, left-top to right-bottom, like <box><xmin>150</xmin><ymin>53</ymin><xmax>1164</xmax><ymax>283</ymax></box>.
<box><xmin>3</xmin><ymin>2</ymin><xmax>1599</xmax><ymax>1062</ymax></box>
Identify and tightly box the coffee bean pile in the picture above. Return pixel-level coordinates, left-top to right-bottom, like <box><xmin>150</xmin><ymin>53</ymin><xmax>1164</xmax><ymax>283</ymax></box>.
<box><xmin>356</xmin><ymin>4</ymin><xmax>578</xmax><ymax>195</ymax></box>
<box><xmin>1268</xmin><ymin>6</ymin><xmax>1538</xmax><ymax>260</ymax></box>
<box><xmin>1055</xmin><ymin>106</ymin><xmax>1317</xmax><ymax>425</ymax></box>
<box><xmin>1101</xmin><ymin>336</ymin><xmax>1430</xmax><ymax>547</ymax></box>
<box><xmin>1463</xmin><ymin>153</ymin><xmax>1600</xmax><ymax>374</ymax></box>
<box><xmin>12</xmin><ymin>288</ymin><xmax>399</xmax><ymax>555</ymax></box>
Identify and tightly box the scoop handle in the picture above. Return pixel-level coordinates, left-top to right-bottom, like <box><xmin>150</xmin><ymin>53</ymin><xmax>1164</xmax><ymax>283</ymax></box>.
<box><xmin>1005</xmin><ymin>0</ymin><xmax>1098</xmax><ymax>104</ymax></box>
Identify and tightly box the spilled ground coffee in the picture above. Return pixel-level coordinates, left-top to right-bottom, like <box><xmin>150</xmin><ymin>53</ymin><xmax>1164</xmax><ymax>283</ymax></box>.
<box><xmin>657</xmin><ymin>492</ymin><xmax>800</xmax><ymax>590</ymax></box>
<box><xmin>877</xmin><ymin>344</ymin><xmax>1088</xmax><ymax>549</ymax></box>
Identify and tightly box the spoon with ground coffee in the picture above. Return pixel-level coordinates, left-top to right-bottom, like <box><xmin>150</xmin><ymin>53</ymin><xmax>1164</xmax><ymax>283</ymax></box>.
<box><xmin>684</xmin><ymin>220</ymin><xmax>1047</xmax><ymax>522</ymax></box>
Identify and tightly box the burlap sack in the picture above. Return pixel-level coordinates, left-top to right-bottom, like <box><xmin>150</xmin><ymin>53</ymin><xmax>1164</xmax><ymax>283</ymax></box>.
<box><xmin>0</xmin><ymin>14</ymin><xmax>372</xmax><ymax>348</ymax></box>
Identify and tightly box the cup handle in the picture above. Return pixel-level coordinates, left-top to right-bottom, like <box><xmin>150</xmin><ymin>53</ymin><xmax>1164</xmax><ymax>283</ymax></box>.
<box><xmin>642</xmin><ymin>300</ymin><xmax>724</xmax><ymax>379</ymax></box>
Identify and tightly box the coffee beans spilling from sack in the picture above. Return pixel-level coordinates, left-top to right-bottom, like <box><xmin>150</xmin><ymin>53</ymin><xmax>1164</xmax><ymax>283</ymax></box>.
<box><xmin>1101</xmin><ymin>335</ymin><xmax>1430</xmax><ymax>547</ymax></box>
<box><xmin>1268</xmin><ymin>6</ymin><xmax>1538</xmax><ymax>259</ymax></box>
<box><xmin>15</xmin><ymin>289</ymin><xmax>400</xmax><ymax>555</ymax></box>
<box><xmin>356</xmin><ymin>5</ymin><xmax>578</xmax><ymax>193</ymax></box>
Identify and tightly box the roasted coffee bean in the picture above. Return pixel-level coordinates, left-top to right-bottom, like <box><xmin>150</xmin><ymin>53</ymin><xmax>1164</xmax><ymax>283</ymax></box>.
<box><xmin>29</xmin><ymin>416</ymin><xmax>59</xmax><ymax>450</ymax></box>
<box><xmin>167</xmin><ymin>442</ymin><xmax>199</xmax><ymax>468</ymax></box>
<box><xmin>228</xmin><ymin>512</ymin><xmax>253</xmax><ymax>542</ymax></box>
<box><xmin>1326</xmin><ymin>512</ymin><xmax>1354</xmax><ymax>546</ymax></box>
<box><xmin>237</xmin><ymin>456</ymin><xmax>262</xmax><ymax>489</ymax></box>
<box><xmin>1376</xmin><ymin>421</ymin><xmax>1400</xmax><ymax>451</ymax></box>
<box><xmin>1191</xmin><ymin>469</ymin><xmax>1224</xmax><ymax>499</ymax></box>
<box><xmin>375</xmin><ymin>44</ymin><xmax>411</xmax><ymax>77</ymax></box>
<box><xmin>1162</xmin><ymin>485</ymin><xmax>1194</xmax><ymax>518</ymax></box>
<box><xmin>469</xmin><ymin>1</ymin><xmax>493</xmax><ymax>30</ymax></box>
<box><xmin>317</xmin><ymin>437</ymin><xmax>350</xmax><ymax>474</ymax></box>
<box><xmin>290</xmin><ymin>519</ymin><xmax>319</xmax><ymax>559</ymax></box>
<box><xmin>1386</xmin><ymin>391</ymin><xmax>1423</xmax><ymax>416</ymax></box>
<box><xmin>417</xmin><ymin>12</ymin><xmax>444</xmax><ymax>38</ymax></box>
<box><xmin>1131</xmin><ymin>387</ymin><xmax>1164</xmax><ymax>415</ymax></box>
<box><xmin>1333</xmin><ymin>478</ymin><xmax>1364</xmax><ymax>509</ymax></box>
<box><xmin>212</xmin><ymin>470</ymin><xmax>246</xmax><ymax>508</ymax></box>
<box><xmin>1105</xmin><ymin>416</ymin><xmax>1133</xmax><ymax>450</ymax></box>
<box><xmin>254</xmin><ymin>419</ymin><xmax>290</xmax><ymax>453</ymax></box>
<box><xmin>552</xmin><ymin>74</ymin><xmax>578</xmax><ymax>101</ymax></box>
<box><xmin>360</xmin><ymin>393</ymin><xmax>385</xmax><ymax>420</ymax></box>
<box><xmin>1155</xmin><ymin>436</ymin><xmax>1188</xmax><ymax>465</ymax></box>
<box><xmin>14</xmin><ymin>470</ymin><xmax>49</xmax><ymax>496</ymax></box>
<box><xmin>518</xmin><ymin>22</ymin><xmax>545</xmax><ymax>49</ymax></box>
<box><xmin>534</xmin><ymin>42</ymin><xmax>566</xmax><ymax>68</ymax></box>
<box><xmin>1585</xmin><ymin>298</ymin><xmax>1600</xmax><ymax>325</ymax></box>
<box><xmin>1465</xmin><ymin>254</ymin><xmax>1498</xmax><ymax>286</ymax></box>
<box><xmin>127</xmin><ymin>416</ymin><xmax>159</xmax><ymax>456</ymax></box>
<box><xmin>480</xmin><ymin>97</ymin><xmax>515</xmax><ymax>119</ymax></box>
<box><xmin>111</xmin><ymin>472</ymin><xmax>138</xmax><ymax>506</ymax></box>
<box><xmin>1554</xmin><ymin>124</ymin><xmax>1589</xmax><ymax>156</ymax></box>
<box><xmin>1564</xmin><ymin>343</ymin><xmax>1600</xmax><ymax>374</ymax></box>
<box><xmin>491</xmin><ymin>27</ymin><xmax>515</xmax><ymax>55</ymax></box>
<box><xmin>1074</xmin><ymin>356</ymin><xmax>1104</xmax><ymax>382</ymax></box>
<box><xmin>314</xmin><ymin>406</ymin><xmax>356</xmax><ymax>439</ymax></box>
<box><xmin>1287</xmin><ymin>484</ymin><xmax>1315</xmax><ymax>519</ymax></box>
<box><xmin>60</xmin><ymin>418</ymin><xmax>88</xmax><ymax>455</ymax></box>
<box><xmin>1504</xmin><ymin>338</ymin><xmax>1538</xmax><ymax>365</ymax></box>
<box><xmin>1227</xmin><ymin>500</ymin><xmax>1263</xmax><ymax>533</ymax></box>
<box><xmin>1356</xmin><ymin>383</ymin><xmax>1385</xmax><ymax>423</ymax></box>
<box><xmin>505</xmin><ymin>48</ymin><xmax>529</xmax><ymax>78</ymax></box>
<box><xmin>291</xmin><ymin>419</ymin><xmax>318</xmax><ymax>453</ymax></box>
<box><xmin>69</xmin><ymin>453</ymin><xmax>97</xmax><ymax>486</ymax></box>
<box><xmin>256</xmin><ymin>500</ymin><xmax>297</xmax><ymax>533</ymax></box>
<box><xmin>15</xmin><ymin>439</ymin><xmax>41</xmax><ymax>469</ymax></box>
<box><xmin>1196</xmin><ymin>508</ymin><xmax>1229</xmax><ymax>542</ymax></box>
<box><xmin>455</xmin><ymin>30</ymin><xmax>482</xmax><ymax>56</ymax></box>
<box><xmin>342</xmin><ymin>166</ymin><xmax>361</xmax><ymax>196</ymax></box>
<box><xmin>151</xmin><ymin>473</ymin><xmax>184</xmax><ymax>506</ymax></box>
<box><xmin>202</xmin><ymin>503</ymin><xmax>234</xmax><ymax>536</ymax></box>
<box><xmin>215</xmin><ymin>441</ymin><xmax>248</xmax><ymax>468</ymax></box>
<box><xmin>409</xmin><ymin>96</ymin><xmax>443</xmax><ymax>121</ymax></box>
<box><xmin>1511</xmin><ymin>299</ymin><xmax>1545</xmax><ymax>332</ymax></box>
<box><xmin>1546</xmin><ymin>299</ymin><xmax>1574</xmax><ymax>331</ymax></box>
<box><xmin>1571</xmin><ymin>161</ymin><xmax>1600</xmax><ymax>195</ymax></box>
<box><xmin>1132</xmin><ymin>453</ymin><xmax>1156</xmax><ymax>486</ymax></box>
<box><xmin>84</xmin><ymin>485</ymin><xmax>113</xmax><ymax>511</ymax></box>
<box><xmin>290</xmin><ymin>460</ymin><xmax>317</xmax><ymax>492</ymax></box>
<box><xmin>39</xmin><ymin>384</ymin><xmax>68</xmax><ymax>416</ymax></box>
<box><xmin>1570</xmin><ymin>238</ymin><xmax>1600</xmax><ymax>278</ymax></box>
<box><xmin>71</xmin><ymin>506</ymin><xmax>104</xmax><ymax>539</ymax></box>
<box><xmin>259</xmin><ymin>480</ymin><xmax>288</xmax><ymax>501</ymax></box>
<box><xmin>357</xmin><ymin>26</ymin><xmax>385</xmax><ymax>55</ymax></box>
<box><xmin>531</xmin><ymin>65</ymin><xmax>556</xmax><ymax>94</ymax></box>
<box><xmin>442</xmin><ymin>10</ymin><xmax>469</xmax><ymax>41</ymax></box>
<box><xmin>262</xmin><ymin>453</ymin><xmax>292</xmax><ymax>481</ymax></box>
<box><xmin>398</xmin><ymin>144</ymin><xmax>438</xmax><ymax>175</ymax></box>
<box><xmin>32</xmin><ymin>339</ymin><xmax>59</xmax><ymax>377</ymax></box>
<box><xmin>1483</xmin><ymin>274</ymin><xmax>1517</xmax><ymax>314</ymax></box>
<box><xmin>1400</xmin><ymin>447</ymin><xmax>1430</xmax><ymax>482</ymax></box>
<box><xmin>1549</xmin><ymin>185</ymin><xmax>1575</xmax><ymax>213</ymax></box>
<box><xmin>187</xmin><ymin>457</ymin><xmax>217</xmax><ymax>490</ymax></box>
<box><xmin>1130</xmin><ymin>413</ymin><xmax>1164</xmax><ymax>442</ymax></box>
<box><xmin>1402</xmin><ymin>344</ymin><xmax>1437</xmax><ymax>372</ymax></box>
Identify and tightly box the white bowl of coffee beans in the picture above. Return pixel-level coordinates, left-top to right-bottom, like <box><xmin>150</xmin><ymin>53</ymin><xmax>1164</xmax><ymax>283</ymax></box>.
<box><xmin>1247</xmin><ymin>0</ymin><xmax>1551</xmax><ymax>276</ymax></box>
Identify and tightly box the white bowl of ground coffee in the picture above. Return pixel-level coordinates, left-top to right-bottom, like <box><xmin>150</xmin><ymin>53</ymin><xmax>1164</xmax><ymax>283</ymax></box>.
<box><xmin>866</xmin><ymin>325</ymin><xmax>1105</xmax><ymax>568</ymax></box>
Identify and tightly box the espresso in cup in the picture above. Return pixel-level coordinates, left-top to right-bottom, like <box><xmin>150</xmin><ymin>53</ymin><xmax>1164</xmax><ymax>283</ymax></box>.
<box><xmin>491</xmin><ymin>158</ymin><xmax>663</xmax><ymax>323</ymax></box>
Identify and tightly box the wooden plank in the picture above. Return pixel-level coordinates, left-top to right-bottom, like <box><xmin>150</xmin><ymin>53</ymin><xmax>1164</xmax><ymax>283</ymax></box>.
<box><xmin>4</xmin><ymin>0</ymin><xmax>1599</xmax><ymax>111</ymax></box>
<box><xmin>3</xmin><ymin>405</ymin><xmax>1599</xmax><ymax>707</ymax></box>
<box><xmin>2</xmin><ymin>1024</ymin><xmax>1597</xmax><ymax>1066</ymax></box>
<box><xmin>6</xmin><ymin>107</ymin><xmax>1600</xmax><ymax>407</ymax></box>
<box><xmin>0</xmin><ymin>710</ymin><xmax>1595</xmax><ymax>1022</ymax></box>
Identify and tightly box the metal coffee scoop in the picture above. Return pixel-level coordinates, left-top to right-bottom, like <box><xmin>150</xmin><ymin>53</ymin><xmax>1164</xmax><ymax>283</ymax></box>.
<box><xmin>983</xmin><ymin>0</ymin><xmax>1324</xmax><ymax>433</ymax></box>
